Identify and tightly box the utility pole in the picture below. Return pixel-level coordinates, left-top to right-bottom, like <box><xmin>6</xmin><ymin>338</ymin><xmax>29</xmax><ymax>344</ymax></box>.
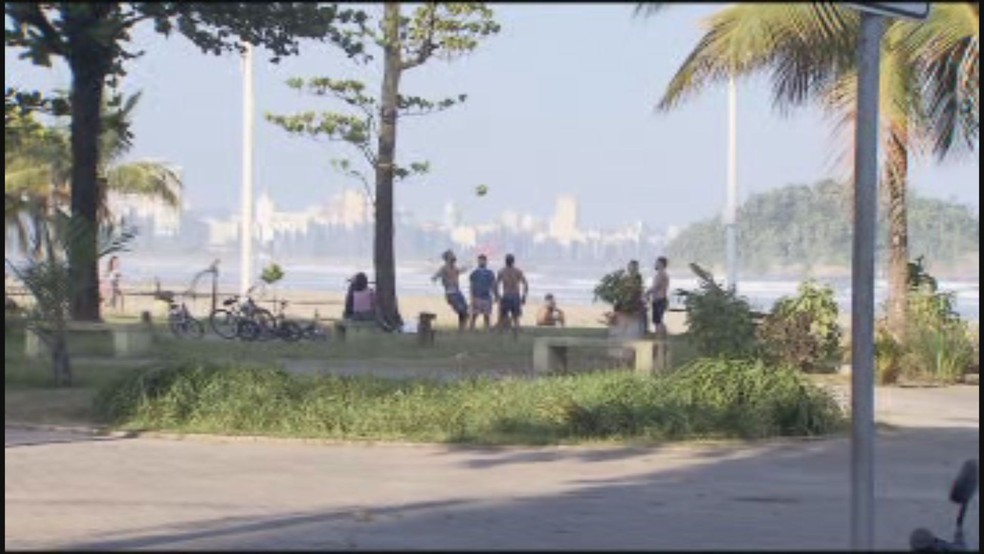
<box><xmin>240</xmin><ymin>42</ymin><xmax>255</xmax><ymax>297</ymax></box>
<box><xmin>850</xmin><ymin>11</ymin><xmax>885</xmax><ymax>552</ymax></box>
<box><xmin>725</xmin><ymin>74</ymin><xmax>739</xmax><ymax>290</ymax></box>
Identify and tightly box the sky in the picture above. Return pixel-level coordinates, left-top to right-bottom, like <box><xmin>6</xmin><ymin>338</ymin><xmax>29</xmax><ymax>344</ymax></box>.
<box><xmin>4</xmin><ymin>4</ymin><xmax>980</xmax><ymax>230</ymax></box>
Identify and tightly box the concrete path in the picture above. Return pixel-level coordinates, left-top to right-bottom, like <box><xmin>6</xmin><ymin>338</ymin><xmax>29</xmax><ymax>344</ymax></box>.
<box><xmin>5</xmin><ymin>386</ymin><xmax>978</xmax><ymax>551</ymax></box>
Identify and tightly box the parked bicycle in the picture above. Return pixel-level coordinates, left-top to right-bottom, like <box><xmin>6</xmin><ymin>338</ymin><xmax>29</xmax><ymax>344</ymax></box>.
<box><xmin>209</xmin><ymin>289</ymin><xmax>266</xmax><ymax>341</ymax></box>
<box><xmin>261</xmin><ymin>299</ymin><xmax>303</xmax><ymax>342</ymax></box>
<box><xmin>167</xmin><ymin>298</ymin><xmax>205</xmax><ymax>339</ymax></box>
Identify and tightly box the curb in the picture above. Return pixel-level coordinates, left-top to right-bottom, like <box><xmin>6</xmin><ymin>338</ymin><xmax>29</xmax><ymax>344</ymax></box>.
<box><xmin>5</xmin><ymin>420</ymin><xmax>846</xmax><ymax>451</ymax></box>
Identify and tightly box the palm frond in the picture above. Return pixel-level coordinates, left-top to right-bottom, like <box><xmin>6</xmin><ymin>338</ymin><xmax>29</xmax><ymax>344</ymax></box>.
<box><xmin>104</xmin><ymin>161</ymin><xmax>182</xmax><ymax>208</ymax></box>
<box><xmin>657</xmin><ymin>3</ymin><xmax>856</xmax><ymax>114</ymax></box>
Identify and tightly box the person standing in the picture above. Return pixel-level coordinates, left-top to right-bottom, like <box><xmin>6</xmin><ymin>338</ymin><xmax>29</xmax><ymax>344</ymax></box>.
<box><xmin>468</xmin><ymin>254</ymin><xmax>496</xmax><ymax>331</ymax></box>
<box><xmin>647</xmin><ymin>256</ymin><xmax>671</xmax><ymax>336</ymax></box>
<box><xmin>495</xmin><ymin>253</ymin><xmax>529</xmax><ymax>338</ymax></box>
<box><xmin>102</xmin><ymin>256</ymin><xmax>124</xmax><ymax>312</ymax></box>
<box><xmin>431</xmin><ymin>250</ymin><xmax>469</xmax><ymax>331</ymax></box>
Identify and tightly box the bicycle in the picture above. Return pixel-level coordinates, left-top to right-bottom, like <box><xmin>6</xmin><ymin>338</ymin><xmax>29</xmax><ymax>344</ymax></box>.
<box><xmin>209</xmin><ymin>291</ymin><xmax>265</xmax><ymax>341</ymax></box>
<box><xmin>167</xmin><ymin>298</ymin><xmax>205</xmax><ymax>339</ymax></box>
<box><xmin>264</xmin><ymin>299</ymin><xmax>303</xmax><ymax>342</ymax></box>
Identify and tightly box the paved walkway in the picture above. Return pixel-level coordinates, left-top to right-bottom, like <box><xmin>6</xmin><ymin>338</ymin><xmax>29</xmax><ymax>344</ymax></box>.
<box><xmin>5</xmin><ymin>386</ymin><xmax>979</xmax><ymax>551</ymax></box>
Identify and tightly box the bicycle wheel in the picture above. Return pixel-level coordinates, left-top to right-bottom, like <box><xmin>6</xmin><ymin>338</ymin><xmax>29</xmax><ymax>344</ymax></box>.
<box><xmin>210</xmin><ymin>309</ymin><xmax>239</xmax><ymax>339</ymax></box>
<box><xmin>251</xmin><ymin>308</ymin><xmax>278</xmax><ymax>341</ymax></box>
<box><xmin>237</xmin><ymin>319</ymin><xmax>261</xmax><ymax>341</ymax></box>
<box><xmin>185</xmin><ymin>317</ymin><xmax>206</xmax><ymax>339</ymax></box>
<box><xmin>278</xmin><ymin>320</ymin><xmax>303</xmax><ymax>342</ymax></box>
<box><xmin>168</xmin><ymin>315</ymin><xmax>184</xmax><ymax>337</ymax></box>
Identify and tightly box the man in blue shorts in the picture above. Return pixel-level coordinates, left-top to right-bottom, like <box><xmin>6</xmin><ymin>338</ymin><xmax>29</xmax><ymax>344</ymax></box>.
<box><xmin>495</xmin><ymin>253</ymin><xmax>529</xmax><ymax>338</ymax></box>
<box><xmin>431</xmin><ymin>250</ymin><xmax>469</xmax><ymax>331</ymax></box>
<box><xmin>469</xmin><ymin>254</ymin><xmax>496</xmax><ymax>331</ymax></box>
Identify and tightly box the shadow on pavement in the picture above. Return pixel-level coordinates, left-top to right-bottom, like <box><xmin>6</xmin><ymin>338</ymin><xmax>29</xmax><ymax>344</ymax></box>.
<box><xmin>59</xmin><ymin>426</ymin><xmax>979</xmax><ymax>551</ymax></box>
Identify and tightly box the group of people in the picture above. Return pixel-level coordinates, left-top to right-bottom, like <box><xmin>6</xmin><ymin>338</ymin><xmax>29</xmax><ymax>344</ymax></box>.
<box><xmin>349</xmin><ymin>251</ymin><xmax>671</xmax><ymax>336</ymax></box>
<box><xmin>608</xmin><ymin>257</ymin><xmax>670</xmax><ymax>336</ymax></box>
<box><xmin>432</xmin><ymin>251</ymin><xmax>563</xmax><ymax>333</ymax></box>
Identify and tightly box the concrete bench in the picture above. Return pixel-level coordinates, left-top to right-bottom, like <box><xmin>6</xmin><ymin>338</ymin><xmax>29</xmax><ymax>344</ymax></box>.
<box><xmin>532</xmin><ymin>336</ymin><xmax>670</xmax><ymax>375</ymax></box>
<box><xmin>24</xmin><ymin>321</ymin><xmax>152</xmax><ymax>359</ymax></box>
<box><xmin>333</xmin><ymin>319</ymin><xmax>383</xmax><ymax>343</ymax></box>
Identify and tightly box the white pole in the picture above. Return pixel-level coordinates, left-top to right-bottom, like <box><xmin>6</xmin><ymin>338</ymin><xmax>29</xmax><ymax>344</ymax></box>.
<box><xmin>725</xmin><ymin>74</ymin><xmax>739</xmax><ymax>290</ymax></box>
<box><xmin>240</xmin><ymin>43</ymin><xmax>255</xmax><ymax>297</ymax></box>
<box><xmin>851</xmin><ymin>12</ymin><xmax>884</xmax><ymax>552</ymax></box>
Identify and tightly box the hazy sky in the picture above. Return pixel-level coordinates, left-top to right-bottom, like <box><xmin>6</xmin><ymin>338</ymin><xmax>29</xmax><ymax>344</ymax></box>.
<box><xmin>4</xmin><ymin>4</ymin><xmax>979</xmax><ymax>230</ymax></box>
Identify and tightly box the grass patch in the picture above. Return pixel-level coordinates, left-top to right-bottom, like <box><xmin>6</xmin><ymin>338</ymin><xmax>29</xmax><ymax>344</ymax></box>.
<box><xmin>93</xmin><ymin>357</ymin><xmax>846</xmax><ymax>445</ymax></box>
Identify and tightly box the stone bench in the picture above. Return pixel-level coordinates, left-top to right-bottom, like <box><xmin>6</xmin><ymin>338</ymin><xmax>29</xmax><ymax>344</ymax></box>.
<box><xmin>532</xmin><ymin>336</ymin><xmax>670</xmax><ymax>375</ymax></box>
<box><xmin>24</xmin><ymin>321</ymin><xmax>152</xmax><ymax>359</ymax></box>
<box><xmin>333</xmin><ymin>318</ymin><xmax>383</xmax><ymax>343</ymax></box>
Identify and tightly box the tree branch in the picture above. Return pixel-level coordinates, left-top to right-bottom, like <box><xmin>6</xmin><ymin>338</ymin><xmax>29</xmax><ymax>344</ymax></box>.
<box><xmin>400</xmin><ymin>3</ymin><xmax>438</xmax><ymax>71</ymax></box>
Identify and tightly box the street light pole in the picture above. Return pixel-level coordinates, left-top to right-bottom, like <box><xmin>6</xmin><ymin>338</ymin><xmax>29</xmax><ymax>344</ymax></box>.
<box><xmin>850</xmin><ymin>12</ymin><xmax>885</xmax><ymax>552</ymax></box>
<box><xmin>240</xmin><ymin>42</ymin><xmax>255</xmax><ymax>297</ymax></box>
<box><xmin>725</xmin><ymin>74</ymin><xmax>739</xmax><ymax>291</ymax></box>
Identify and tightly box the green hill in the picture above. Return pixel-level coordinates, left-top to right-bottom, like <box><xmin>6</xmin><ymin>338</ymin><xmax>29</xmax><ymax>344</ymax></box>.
<box><xmin>667</xmin><ymin>180</ymin><xmax>979</xmax><ymax>277</ymax></box>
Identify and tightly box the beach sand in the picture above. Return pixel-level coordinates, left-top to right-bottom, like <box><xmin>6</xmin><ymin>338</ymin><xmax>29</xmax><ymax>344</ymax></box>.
<box><xmin>71</xmin><ymin>286</ymin><xmax>690</xmax><ymax>334</ymax></box>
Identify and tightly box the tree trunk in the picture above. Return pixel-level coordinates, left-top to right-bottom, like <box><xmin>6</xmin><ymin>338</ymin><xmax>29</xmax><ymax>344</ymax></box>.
<box><xmin>65</xmin><ymin>10</ymin><xmax>111</xmax><ymax>322</ymax></box>
<box><xmin>373</xmin><ymin>2</ymin><xmax>404</xmax><ymax>328</ymax></box>
<box><xmin>884</xmin><ymin>124</ymin><xmax>910</xmax><ymax>339</ymax></box>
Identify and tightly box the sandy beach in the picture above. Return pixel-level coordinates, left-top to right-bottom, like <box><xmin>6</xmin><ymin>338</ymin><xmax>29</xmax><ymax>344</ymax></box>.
<box><xmin>11</xmin><ymin>285</ymin><xmax>688</xmax><ymax>334</ymax></box>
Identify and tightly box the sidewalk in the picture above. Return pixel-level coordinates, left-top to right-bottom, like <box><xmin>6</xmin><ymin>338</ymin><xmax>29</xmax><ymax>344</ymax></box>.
<box><xmin>5</xmin><ymin>386</ymin><xmax>978</xmax><ymax>551</ymax></box>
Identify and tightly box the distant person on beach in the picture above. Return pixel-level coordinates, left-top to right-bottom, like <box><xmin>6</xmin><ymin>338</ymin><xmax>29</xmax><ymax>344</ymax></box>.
<box><xmin>468</xmin><ymin>254</ymin><xmax>496</xmax><ymax>331</ymax></box>
<box><xmin>101</xmin><ymin>255</ymin><xmax>123</xmax><ymax>312</ymax></box>
<box><xmin>432</xmin><ymin>250</ymin><xmax>469</xmax><ymax>331</ymax></box>
<box><xmin>536</xmin><ymin>293</ymin><xmax>566</xmax><ymax>327</ymax></box>
<box><xmin>495</xmin><ymin>253</ymin><xmax>529</xmax><ymax>337</ymax></box>
<box><xmin>344</xmin><ymin>272</ymin><xmax>376</xmax><ymax>321</ymax></box>
<box><xmin>646</xmin><ymin>256</ymin><xmax>670</xmax><ymax>336</ymax></box>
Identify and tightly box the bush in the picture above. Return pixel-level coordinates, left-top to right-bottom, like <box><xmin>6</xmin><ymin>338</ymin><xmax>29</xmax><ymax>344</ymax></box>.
<box><xmin>93</xmin><ymin>358</ymin><xmax>845</xmax><ymax>444</ymax></box>
<box><xmin>902</xmin><ymin>289</ymin><xmax>975</xmax><ymax>384</ymax></box>
<box><xmin>874</xmin><ymin>259</ymin><xmax>977</xmax><ymax>385</ymax></box>
<box><xmin>593</xmin><ymin>269</ymin><xmax>644</xmax><ymax>314</ymax></box>
<box><xmin>758</xmin><ymin>281</ymin><xmax>842</xmax><ymax>373</ymax></box>
<box><xmin>679</xmin><ymin>264</ymin><xmax>758</xmax><ymax>359</ymax></box>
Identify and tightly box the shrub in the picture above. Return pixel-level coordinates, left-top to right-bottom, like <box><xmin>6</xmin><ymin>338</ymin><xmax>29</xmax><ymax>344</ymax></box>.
<box><xmin>679</xmin><ymin>264</ymin><xmax>758</xmax><ymax>358</ymax></box>
<box><xmin>93</xmin><ymin>358</ymin><xmax>845</xmax><ymax>444</ymax></box>
<box><xmin>758</xmin><ymin>281</ymin><xmax>842</xmax><ymax>373</ymax></box>
<box><xmin>873</xmin><ymin>258</ymin><xmax>977</xmax><ymax>385</ymax></box>
<box><xmin>593</xmin><ymin>269</ymin><xmax>644</xmax><ymax>314</ymax></box>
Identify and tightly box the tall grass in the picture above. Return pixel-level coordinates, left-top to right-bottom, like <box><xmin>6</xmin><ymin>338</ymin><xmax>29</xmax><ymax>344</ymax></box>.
<box><xmin>94</xmin><ymin>358</ymin><xmax>845</xmax><ymax>445</ymax></box>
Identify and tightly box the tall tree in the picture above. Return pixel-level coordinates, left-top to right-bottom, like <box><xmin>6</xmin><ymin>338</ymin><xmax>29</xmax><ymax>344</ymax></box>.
<box><xmin>643</xmin><ymin>3</ymin><xmax>978</xmax><ymax>338</ymax></box>
<box><xmin>268</xmin><ymin>3</ymin><xmax>500</xmax><ymax>327</ymax></box>
<box><xmin>5</xmin><ymin>2</ymin><xmax>366</xmax><ymax>321</ymax></box>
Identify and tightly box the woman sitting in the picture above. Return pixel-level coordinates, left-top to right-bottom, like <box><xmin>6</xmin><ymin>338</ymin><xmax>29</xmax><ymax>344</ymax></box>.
<box><xmin>344</xmin><ymin>272</ymin><xmax>377</xmax><ymax>321</ymax></box>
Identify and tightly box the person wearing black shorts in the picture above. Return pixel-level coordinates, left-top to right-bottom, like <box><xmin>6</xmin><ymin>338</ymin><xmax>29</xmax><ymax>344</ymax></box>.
<box><xmin>647</xmin><ymin>256</ymin><xmax>670</xmax><ymax>336</ymax></box>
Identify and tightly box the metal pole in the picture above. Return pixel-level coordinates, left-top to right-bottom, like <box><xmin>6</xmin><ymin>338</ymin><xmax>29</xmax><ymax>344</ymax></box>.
<box><xmin>240</xmin><ymin>43</ymin><xmax>255</xmax><ymax>297</ymax></box>
<box><xmin>725</xmin><ymin>74</ymin><xmax>739</xmax><ymax>291</ymax></box>
<box><xmin>851</xmin><ymin>12</ymin><xmax>884</xmax><ymax>552</ymax></box>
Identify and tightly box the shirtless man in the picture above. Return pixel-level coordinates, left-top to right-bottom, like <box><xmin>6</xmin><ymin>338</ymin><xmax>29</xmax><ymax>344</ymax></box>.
<box><xmin>536</xmin><ymin>293</ymin><xmax>566</xmax><ymax>327</ymax></box>
<box><xmin>494</xmin><ymin>253</ymin><xmax>529</xmax><ymax>337</ymax></box>
<box><xmin>431</xmin><ymin>250</ymin><xmax>469</xmax><ymax>331</ymax></box>
<box><xmin>646</xmin><ymin>256</ymin><xmax>670</xmax><ymax>336</ymax></box>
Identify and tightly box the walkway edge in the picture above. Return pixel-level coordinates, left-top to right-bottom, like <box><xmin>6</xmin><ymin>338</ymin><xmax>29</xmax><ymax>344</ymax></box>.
<box><xmin>5</xmin><ymin>420</ymin><xmax>848</xmax><ymax>451</ymax></box>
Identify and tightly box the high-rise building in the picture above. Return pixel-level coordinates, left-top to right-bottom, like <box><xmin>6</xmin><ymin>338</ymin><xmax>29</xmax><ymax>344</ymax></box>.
<box><xmin>549</xmin><ymin>195</ymin><xmax>582</xmax><ymax>246</ymax></box>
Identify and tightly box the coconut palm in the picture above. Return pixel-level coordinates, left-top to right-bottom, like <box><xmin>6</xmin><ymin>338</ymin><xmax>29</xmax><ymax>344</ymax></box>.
<box><xmin>645</xmin><ymin>3</ymin><xmax>978</xmax><ymax>338</ymax></box>
<box><xmin>5</xmin><ymin>92</ymin><xmax>181</xmax><ymax>259</ymax></box>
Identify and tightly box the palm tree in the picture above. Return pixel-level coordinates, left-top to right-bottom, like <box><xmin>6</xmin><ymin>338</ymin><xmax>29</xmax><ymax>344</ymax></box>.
<box><xmin>645</xmin><ymin>3</ymin><xmax>978</xmax><ymax>338</ymax></box>
<box><xmin>5</xmin><ymin>92</ymin><xmax>181</xmax><ymax>260</ymax></box>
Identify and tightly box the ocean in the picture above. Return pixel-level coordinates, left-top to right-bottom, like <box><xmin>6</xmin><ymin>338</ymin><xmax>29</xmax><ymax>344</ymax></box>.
<box><xmin>115</xmin><ymin>255</ymin><xmax>980</xmax><ymax>322</ymax></box>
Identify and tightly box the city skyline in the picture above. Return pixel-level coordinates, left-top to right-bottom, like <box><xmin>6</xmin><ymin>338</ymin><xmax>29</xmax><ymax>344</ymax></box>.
<box><xmin>4</xmin><ymin>4</ymin><xmax>978</xmax><ymax>231</ymax></box>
